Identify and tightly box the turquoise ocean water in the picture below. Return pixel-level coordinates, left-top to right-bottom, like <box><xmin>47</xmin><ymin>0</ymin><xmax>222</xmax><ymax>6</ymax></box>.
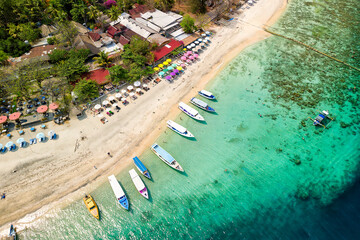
<box><xmin>21</xmin><ymin>0</ymin><xmax>360</xmax><ymax>239</ymax></box>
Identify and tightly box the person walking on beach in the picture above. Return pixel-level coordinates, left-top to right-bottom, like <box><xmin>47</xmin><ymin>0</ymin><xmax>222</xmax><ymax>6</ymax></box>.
<box><xmin>107</xmin><ymin>152</ymin><xmax>113</xmax><ymax>158</ymax></box>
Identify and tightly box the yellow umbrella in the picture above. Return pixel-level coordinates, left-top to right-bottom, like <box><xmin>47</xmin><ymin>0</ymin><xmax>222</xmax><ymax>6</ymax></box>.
<box><xmin>153</xmin><ymin>67</ymin><xmax>160</xmax><ymax>71</ymax></box>
<box><xmin>158</xmin><ymin>64</ymin><xmax>164</xmax><ymax>68</ymax></box>
<box><xmin>183</xmin><ymin>48</ymin><xmax>187</xmax><ymax>51</ymax></box>
<box><xmin>166</xmin><ymin>59</ymin><xmax>172</xmax><ymax>63</ymax></box>
<box><xmin>163</xmin><ymin>61</ymin><xmax>169</xmax><ymax>65</ymax></box>
<box><xmin>177</xmin><ymin>66</ymin><xmax>183</xmax><ymax>71</ymax></box>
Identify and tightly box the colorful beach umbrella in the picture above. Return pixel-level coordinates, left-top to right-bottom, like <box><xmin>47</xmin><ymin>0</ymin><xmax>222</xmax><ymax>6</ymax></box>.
<box><xmin>171</xmin><ymin>63</ymin><xmax>177</xmax><ymax>68</ymax></box>
<box><xmin>181</xmin><ymin>56</ymin><xmax>187</xmax><ymax>61</ymax></box>
<box><xmin>121</xmin><ymin>89</ymin><xmax>127</xmax><ymax>94</ymax></box>
<box><xmin>186</xmin><ymin>51</ymin><xmax>192</xmax><ymax>55</ymax></box>
<box><xmin>16</xmin><ymin>138</ymin><xmax>25</xmax><ymax>144</ymax></box>
<box><xmin>9</xmin><ymin>112</ymin><xmax>21</xmax><ymax>120</ymax></box>
<box><xmin>163</xmin><ymin>61</ymin><xmax>169</xmax><ymax>66</ymax></box>
<box><xmin>183</xmin><ymin>48</ymin><xmax>187</xmax><ymax>51</ymax></box>
<box><xmin>129</xmin><ymin>92</ymin><xmax>135</xmax><ymax>97</ymax></box>
<box><xmin>37</xmin><ymin>105</ymin><xmax>48</xmax><ymax>114</ymax></box>
<box><xmin>0</xmin><ymin>115</ymin><xmax>7</xmax><ymax>124</ymax></box>
<box><xmin>177</xmin><ymin>66</ymin><xmax>183</xmax><ymax>71</ymax></box>
<box><xmin>143</xmin><ymin>84</ymin><xmax>148</xmax><ymax>88</ymax></box>
<box><xmin>102</xmin><ymin>100</ymin><xmax>109</xmax><ymax>105</ymax></box>
<box><xmin>136</xmin><ymin>88</ymin><xmax>142</xmax><ymax>92</ymax></box>
<box><xmin>115</xmin><ymin>93</ymin><xmax>122</xmax><ymax>99</ymax></box>
<box><xmin>94</xmin><ymin>104</ymin><xmax>101</xmax><ymax>110</ymax></box>
<box><xmin>165</xmin><ymin>76</ymin><xmax>172</xmax><ymax>80</ymax></box>
<box><xmin>108</xmin><ymin>96</ymin><xmax>115</xmax><ymax>101</ymax></box>
<box><xmin>170</xmin><ymin>72</ymin><xmax>176</xmax><ymax>76</ymax></box>
<box><xmin>174</xmin><ymin>69</ymin><xmax>179</xmax><ymax>73</ymax></box>
<box><xmin>187</xmin><ymin>59</ymin><xmax>192</xmax><ymax>63</ymax></box>
<box><xmin>166</xmin><ymin>59</ymin><xmax>172</xmax><ymax>63</ymax></box>
<box><xmin>189</xmin><ymin>56</ymin><xmax>195</xmax><ymax>60</ymax></box>
<box><xmin>48</xmin><ymin>130</ymin><xmax>55</xmax><ymax>137</ymax></box>
<box><xmin>194</xmin><ymin>41</ymin><xmax>200</xmax><ymax>45</ymax></box>
<box><xmin>134</xmin><ymin>81</ymin><xmax>141</xmax><ymax>87</ymax></box>
<box><xmin>6</xmin><ymin>133</ymin><xmax>11</xmax><ymax>138</ymax></box>
<box><xmin>121</xmin><ymin>98</ymin><xmax>127</xmax><ymax>102</ymax></box>
<box><xmin>167</xmin><ymin>66</ymin><xmax>174</xmax><ymax>71</ymax></box>
<box><xmin>153</xmin><ymin>67</ymin><xmax>160</xmax><ymax>71</ymax></box>
<box><xmin>127</xmin><ymin>86</ymin><xmax>134</xmax><ymax>91</ymax></box>
<box><xmin>158</xmin><ymin>71</ymin><xmax>165</xmax><ymax>76</ymax></box>
<box><xmin>181</xmin><ymin>64</ymin><xmax>186</xmax><ymax>68</ymax></box>
<box><xmin>194</xmin><ymin>54</ymin><xmax>199</xmax><ymax>58</ymax></box>
<box><xmin>5</xmin><ymin>141</ymin><xmax>14</xmax><ymax>148</ymax></box>
<box><xmin>158</xmin><ymin>64</ymin><xmax>164</xmax><ymax>68</ymax></box>
<box><xmin>198</xmin><ymin>38</ymin><xmax>203</xmax><ymax>42</ymax></box>
<box><xmin>163</xmin><ymin>68</ymin><xmax>169</xmax><ymax>73</ymax></box>
<box><xmin>49</xmin><ymin>102</ymin><xmax>59</xmax><ymax>110</ymax></box>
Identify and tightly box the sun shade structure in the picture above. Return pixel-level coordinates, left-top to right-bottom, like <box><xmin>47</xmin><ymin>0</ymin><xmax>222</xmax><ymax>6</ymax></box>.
<box><xmin>121</xmin><ymin>89</ymin><xmax>127</xmax><ymax>94</ymax></box>
<box><xmin>36</xmin><ymin>132</ymin><xmax>45</xmax><ymax>139</ymax></box>
<box><xmin>115</xmin><ymin>93</ymin><xmax>122</xmax><ymax>98</ymax></box>
<box><xmin>102</xmin><ymin>100</ymin><xmax>110</xmax><ymax>105</ymax></box>
<box><xmin>5</xmin><ymin>142</ymin><xmax>14</xmax><ymax>148</ymax></box>
<box><xmin>153</xmin><ymin>67</ymin><xmax>160</xmax><ymax>71</ymax></box>
<box><xmin>177</xmin><ymin>66</ymin><xmax>183</xmax><ymax>71</ymax></box>
<box><xmin>48</xmin><ymin>130</ymin><xmax>55</xmax><ymax>136</ymax></box>
<box><xmin>167</xmin><ymin>66</ymin><xmax>174</xmax><ymax>71</ymax></box>
<box><xmin>16</xmin><ymin>138</ymin><xmax>25</xmax><ymax>144</ymax></box>
<box><xmin>170</xmin><ymin>72</ymin><xmax>176</xmax><ymax>76</ymax></box>
<box><xmin>129</xmin><ymin>92</ymin><xmax>135</xmax><ymax>97</ymax></box>
<box><xmin>163</xmin><ymin>68</ymin><xmax>168</xmax><ymax>73</ymax></box>
<box><xmin>9</xmin><ymin>112</ymin><xmax>21</xmax><ymax>120</ymax></box>
<box><xmin>171</xmin><ymin>63</ymin><xmax>177</xmax><ymax>68</ymax></box>
<box><xmin>49</xmin><ymin>102</ymin><xmax>59</xmax><ymax>110</ymax></box>
<box><xmin>134</xmin><ymin>81</ymin><xmax>141</xmax><ymax>87</ymax></box>
<box><xmin>136</xmin><ymin>88</ymin><xmax>142</xmax><ymax>92</ymax></box>
<box><xmin>37</xmin><ymin>105</ymin><xmax>48</xmax><ymax>114</ymax></box>
<box><xmin>166</xmin><ymin>59</ymin><xmax>172</xmax><ymax>62</ymax></box>
<box><xmin>158</xmin><ymin>64</ymin><xmax>164</xmax><ymax>68</ymax></box>
<box><xmin>181</xmin><ymin>56</ymin><xmax>187</xmax><ymax>61</ymax></box>
<box><xmin>121</xmin><ymin>98</ymin><xmax>127</xmax><ymax>101</ymax></box>
<box><xmin>163</xmin><ymin>61</ymin><xmax>169</xmax><ymax>65</ymax></box>
<box><xmin>0</xmin><ymin>116</ymin><xmax>7</xmax><ymax>124</ymax></box>
<box><xmin>174</xmin><ymin>69</ymin><xmax>179</xmax><ymax>73</ymax></box>
<box><xmin>94</xmin><ymin>104</ymin><xmax>101</xmax><ymax>110</ymax></box>
<box><xmin>158</xmin><ymin>71</ymin><xmax>165</xmax><ymax>76</ymax></box>
<box><xmin>165</xmin><ymin>76</ymin><xmax>171</xmax><ymax>80</ymax></box>
<box><xmin>127</xmin><ymin>86</ymin><xmax>134</xmax><ymax>91</ymax></box>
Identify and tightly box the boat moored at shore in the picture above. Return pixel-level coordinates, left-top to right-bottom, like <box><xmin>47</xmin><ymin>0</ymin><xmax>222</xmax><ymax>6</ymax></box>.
<box><xmin>133</xmin><ymin>156</ymin><xmax>151</xmax><ymax>179</ymax></box>
<box><xmin>167</xmin><ymin>120</ymin><xmax>194</xmax><ymax>138</ymax></box>
<box><xmin>83</xmin><ymin>194</ymin><xmax>100</xmax><ymax>220</ymax></box>
<box><xmin>129</xmin><ymin>169</ymin><xmax>149</xmax><ymax>199</ymax></box>
<box><xmin>178</xmin><ymin>102</ymin><xmax>205</xmax><ymax>121</ymax></box>
<box><xmin>151</xmin><ymin>143</ymin><xmax>184</xmax><ymax>172</ymax></box>
<box><xmin>198</xmin><ymin>90</ymin><xmax>216</xmax><ymax>100</ymax></box>
<box><xmin>190</xmin><ymin>97</ymin><xmax>215</xmax><ymax>112</ymax></box>
<box><xmin>108</xmin><ymin>175</ymin><xmax>129</xmax><ymax>210</ymax></box>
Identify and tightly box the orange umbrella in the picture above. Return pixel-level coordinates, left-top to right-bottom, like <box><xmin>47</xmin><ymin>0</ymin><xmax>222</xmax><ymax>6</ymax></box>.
<box><xmin>37</xmin><ymin>105</ymin><xmax>48</xmax><ymax>114</ymax></box>
<box><xmin>0</xmin><ymin>116</ymin><xmax>7</xmax><ymax>124</ymax></box>
<box><xmin>49</xmin><ymin>102</ymin><xmax>59</xmax><ymax>110</ymax></box>
<box><xmin>9</xmin><ymin>112</ymin><xmax>21</xmax><ymax>121</ymax></box>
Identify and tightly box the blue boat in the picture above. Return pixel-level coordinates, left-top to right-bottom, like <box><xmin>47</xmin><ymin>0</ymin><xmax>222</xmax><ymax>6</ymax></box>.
<box><xmin>190</xmin><ymin>97</ymin><xmax>215</xmax><ymax>112</ymax></box>
<box><xmin>133</xmin><ymin>156</ymin><xmax>151</xmax><ymax>179</ymax></box>
<box><xmin>198</xmin><ymin>90</ymin><xmax>216</xmax><ymax>100</ymax></box>
<box><xmin>151</xmin><ymin>143</ymin><xmax>184</xmax><ymax>172</ymax></box>
<box><xmin>108</xmin><ymin>175</ymin><xmax>129</xmax><ymax>210</ymax></box>
<box><xmin>9</xmin><ymin>224</ymin><xmax>16</xmax><ymax>240</ymax></box>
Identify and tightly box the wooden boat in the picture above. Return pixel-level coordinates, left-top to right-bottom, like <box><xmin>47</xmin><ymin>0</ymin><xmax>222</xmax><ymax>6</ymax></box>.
<box><xmin>198</xmin><ymin>90</ymin><xmax>216</xmax><ymax>100</ymax></box>
<box><xmin>129</xmin><ymin>169</ymin><xmax>149</xmax><ymax>199</ymax></box>
<box><xmin>83</xmin><ymin>194</ymin><xmax>100</xmax><ymax>220</ymax></box>
<box><xmin>108</xmin><ymin>175</ymin><xmax>129</xmax><ymax>210</ymax></box>
<box><xmin>133</xmin><ymin>156</ymin><xmax>151</xmax><ymax>179</ymax></box>
<box><xmin>190</xmin><ymin>97</ymin><xmax>215</xmax><ymax>112</ymax></box>
<box><xmin>309</xmin><ymin>110</ymin><xmax>334</xmax><ymax>128</ymax></box>
<box><xmin>167</xmin><ymin>120</ymin><xmax>194</xmax><ymax>138</ymax></box>
<box><xmin>151</xmin><ymin>143</ymin><xmax>184</xmax><ymax>172</ymax></box>
<box><xmin>178</xmin><ymin>102</ymin><xmax>205</xmax><ymax>121</ymax></box>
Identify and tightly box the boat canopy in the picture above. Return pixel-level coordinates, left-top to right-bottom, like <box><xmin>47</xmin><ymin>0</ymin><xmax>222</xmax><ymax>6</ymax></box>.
<box><xmin>179</xmin><ymin>102</ymin><xmax>199</xmax><ymax>116</ymax></box>
<box><xmin>152</xmin><ymin>144</ymin><xmax>175</xmax><ymax>164</ymax></box>
<box><xmin>191</xmin><ymin>97</ymin><xmax>207</xmax><ymax>107</ymax></box>
<box><xmin>133</xmin><ymin>157</ymin><xmax>147</xmax><ymax>172</ymax></box>
<box><xmin>200</xmin><ymin>90</ymin><xmax>213</xmax><ymax>96</ymax></box>
<box><xmin>167</xmin><ymin>120</ymin><xmax>186</xmax><ymax>133</ymax></box>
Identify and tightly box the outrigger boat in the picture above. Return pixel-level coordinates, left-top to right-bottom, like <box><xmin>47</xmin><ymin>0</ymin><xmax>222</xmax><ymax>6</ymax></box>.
<box><xmin>198</xmin><ymin>90</ymin><xmax>216</xmax><ymax>100</ymax></box>
<box><xmin>190</xmin><ymin>97</ymin><xmax>215</xmax><ymax>112</ymax></box>
<box><xmin>83</xmin><ymin>194</ymin><xmax>100</xmax><ymax>219</ymax></box>
<box><xmin>167</xmin><ymin>120</ymin><xmax>194</xmax><ymax>138</ymax></box>
<box><xmin>8</xmin><ymin>224</ymin><xmax>16</xmax><ymax>240</ymax></box>
<box><xmin>108</xmin><ymin>175</ymin><xmax>129</xmax><ymax>210</ymax></box>
<box><xmin>309</xmin><ymin>110</ymin><xmax>334</xmax><ymax>128</ymax></box>
<box><xmin>129</xmin><ymin>169</ymin><xmax>149</xmax><ymax>199</ymax></box>
<box><xmin>133</xmin><ymin>156</ymin><xmax>151</xmax><ymax>179</ymax></box>
<box><xmin>179</xmin><ymin>102</ymin><xmax>205</xmax><ymax>121</ymax></box>
<box><xmin>151</xmin><ymin>143</ymin><xmax>184</xmax><ymax>172</ymax></box>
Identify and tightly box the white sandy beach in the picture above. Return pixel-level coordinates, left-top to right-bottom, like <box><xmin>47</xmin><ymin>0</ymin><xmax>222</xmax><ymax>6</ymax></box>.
<box><xmin>0</xmin><ymin>0</ymin><xmax>287</xmax><ymax>232</ymax></box>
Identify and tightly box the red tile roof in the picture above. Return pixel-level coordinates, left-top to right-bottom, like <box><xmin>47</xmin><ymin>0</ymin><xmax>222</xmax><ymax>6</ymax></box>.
<box><xmin>81</xmin><ymin>68</ymin><xmax>110</xmax><ymax>85</ymax></box>
<box><xmin>19</xmin><ymin>45</ymin><xmax>57</xmax><ymax>61</ymax></box>
<box><xmin>107</xmin><ymin>25</ymin><xmax>121</xmax><ymax>37</ymax></box>
<box><xmin>152</xmin><ymin>39</ymin><xmax>183</xmax><ymax>62</ymax></box>
<box><xmin>88</xmin><ymin>32</ymin><xmax>101</xmax><ymax>41</ymax></box>
<box><xmin>129</xmin><ymin>4</ymin><xmax>151</xmax><ymax>18</ymax></box>
<box><xmin>118</xmin><ymin>35</ymin><xmax>130</xmax><ymax>46</ymax></box>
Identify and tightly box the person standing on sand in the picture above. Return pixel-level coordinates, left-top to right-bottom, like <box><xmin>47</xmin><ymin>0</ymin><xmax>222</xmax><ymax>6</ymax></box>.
<box><xmin>107</xmin><ymin>152</ymin><xmax>113</xmax><ymax>158</ymax></box>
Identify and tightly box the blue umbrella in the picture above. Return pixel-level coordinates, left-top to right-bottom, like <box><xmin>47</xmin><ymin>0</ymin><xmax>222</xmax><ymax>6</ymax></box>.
<box><xmin>36</xmin><ymin>132</ymin><xmax>45</xmax><ymax>139</ymax></box>
<box><xmin>30</xmin><ymin>127</ymin><xmax>35</xmax><ymax>131</ymax></box>
<box><xmin>19</xmin><ymin>130</ymin><xmax>24</xmax><ymax>134</ymax></box>
<box><xmin>0</xmin><ymin>144</ymin><xmax>3</xmax><ymax>149</ymax></box>
<box><xmin>6</xmin><ymin>133</ymin><xmax>11</xmax><ymax>137</ymax></box>
<box><xmin>16</xmin><ymin>138</ymin><xmax>25</xmax><ymax>144</ymax></box>
<box><xmin>158</xmin><ymin>71</ymin><xmax>165</xmax><ymax>76</ymax></box>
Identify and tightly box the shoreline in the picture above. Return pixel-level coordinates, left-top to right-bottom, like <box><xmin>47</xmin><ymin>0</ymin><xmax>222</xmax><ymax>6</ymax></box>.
<box><xmin>0</xmin><ymin>0</ymin><xmax>288</xmax><ymax>234</ymax></box>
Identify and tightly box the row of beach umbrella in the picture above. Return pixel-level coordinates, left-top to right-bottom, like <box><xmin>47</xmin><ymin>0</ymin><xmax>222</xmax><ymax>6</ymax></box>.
<box><xmin>0</xmin><ymin>103</ymin><xmax>60</xmax><ymax>124</ymax></box>
<box><xmin>0</xmin><ymin>131</ymin><xmax>56</xmax><ymax>150</ymax></box>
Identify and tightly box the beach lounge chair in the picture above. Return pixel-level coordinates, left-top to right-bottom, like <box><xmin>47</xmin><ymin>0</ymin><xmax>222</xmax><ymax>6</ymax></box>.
<box><xmin>1</xmin><ymin>147</ymin><xmax>6</xmax><ymax>153</ymax></box>
<box><xmin>33</xmin><ymin>138</ymin><xmax>37</xmax><ymax>144</ymax></box>
<box><xmin>51</xmin><ymin>133</ymin><xmax>57</xmax><ymax>140</ymax></box>
<box><xmin>10</xmin><ymin>144</ymin><xmax>16</xmax><ymax>151</ymax></box>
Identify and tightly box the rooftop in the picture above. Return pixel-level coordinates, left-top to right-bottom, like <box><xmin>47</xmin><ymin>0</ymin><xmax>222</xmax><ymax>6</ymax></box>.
<box><xmin>81</xmin><ymin>68</ymin><xmax>110</xmax><ymax>85</ymax></box>
<box><xmin>152</xmin><ymin>39</ymin><xmax>183</xmax><ymax>62</ymax></box>
<box><xmin>18</xmin><ymin>45</ymin><xmax>57</xmax><ymax>61</ymax></box>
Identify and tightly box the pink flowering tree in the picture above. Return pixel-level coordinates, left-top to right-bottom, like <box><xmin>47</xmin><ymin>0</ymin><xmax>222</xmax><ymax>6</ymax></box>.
<box><xmin>104</xmin><ymin>0</ymin><xmax>117</xmax><ymax>8</ymax></box>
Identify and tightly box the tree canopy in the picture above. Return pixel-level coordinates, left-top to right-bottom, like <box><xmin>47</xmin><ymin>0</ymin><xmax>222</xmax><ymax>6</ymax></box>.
<box><xmin>180</xmin><ymin>14</ymin><xmax>197</xmax><ymax>34</ymax></box>
<box><xmin>108</xmin><ymin>65</ymin><xmax>129</xmax><ymax>84</ymax></box>
<box><xmin>94</xmin><ymin>51</ymin><xmax>112</xmax><ymax>68</ymax></box>
<box><xmin>73</xmin><ymin>79</ymin><xmax>99</xmax><ymax>103</ymax></box>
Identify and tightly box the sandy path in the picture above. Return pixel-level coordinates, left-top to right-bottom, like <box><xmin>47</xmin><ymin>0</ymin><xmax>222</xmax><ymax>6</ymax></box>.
<box><xmin>0</xmin><ymin>0</ymin><xmax>287</xmax><ymax>232</ymax></box>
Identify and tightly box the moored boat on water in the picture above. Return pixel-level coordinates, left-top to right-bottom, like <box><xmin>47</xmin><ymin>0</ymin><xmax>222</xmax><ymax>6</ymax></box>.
<box><xmin>129</xmin><ymin>169</ymin><xmax>149</xmax><ymax>199</ymax></box>
<box><xmin>133</xmin><ymin>156</ymin><xmax>151</xmax><ymax>179</ymax></box>
<box><xmin>190</xmin><ymin>97</ymin><xmax>215</xmax><ymax>112</ymax></box>
<box><xmin>151</xmin><ymin>143</ymin><xmax>184</xmax><ymax>172</ymax></box>
<box><xmin>83</xmin><ymin>194</ymin><xmax>100</xmax><ymax>220</ymax></box>
<box><xmin>178</xmin><ymin>102</ymin><xmax>205</xmax><ymax>121</ymax></box>
<box><xmin>198</xmin><ymin>90</ymin><xmax>216</xmax><ymax>100</ymax></box>
<box><xmin>108</xmin><ymin>175</ymin><xmax>129</xmax><ymax>210</ymax></box>
<box><xmin>167</xmin><ymin>120</ymin><xmax>194</xmax><ymax>138</ymax></box>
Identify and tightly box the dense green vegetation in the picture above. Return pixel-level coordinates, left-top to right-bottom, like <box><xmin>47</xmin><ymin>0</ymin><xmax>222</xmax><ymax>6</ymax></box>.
<box><xmin>180</xmin><ymin>14</ymin><xmax>197</xmax><ymax>33</ymax></box>
<box><xmin>73</xmin><ymin>79</ymin><xmax>99</xmax><ymax>102</ymax></box>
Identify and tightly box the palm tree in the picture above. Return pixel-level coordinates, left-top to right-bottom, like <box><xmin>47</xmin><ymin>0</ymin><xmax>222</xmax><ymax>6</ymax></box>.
<box><xmin>107</xmin><ymin>5</ymin><xmax>121</xmax><ymax>21</ymax></box>
<box><xmin>94</xmin><ymin>51</ymin><xmax>112</xmax><ymax>68</ymax></box>
<box><xmin>87</xmin><ymin>5</ymin><xmax>100</xmax><ymax>22</ymax></box>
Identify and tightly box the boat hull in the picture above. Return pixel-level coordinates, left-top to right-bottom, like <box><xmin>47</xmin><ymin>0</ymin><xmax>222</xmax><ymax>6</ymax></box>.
<box><xmin>167</xmin><ymin>122</ymin><xmax>194</xmax><ymax>138</ymax></box>
<box><xmin>178</xmin><ymin>105</ymin><xmax>205</xmax><ymax>121</ymax></box>
<box><xmin>133</xmin><ymin>157</ymin><xmax>151</xmax><ymax>179</ymax></box>
<box><xmin>83</xmin><ymin>195</ymin><xmax>100</xmax><ymax>220</ymax></box>
<box><xmin>190</xmin><ymin>98</ymin><xmax>215</xmax><ymax>112</ymax></box>
<box><xmin>198</xmin><ymin>91</ymin><xmax>216</xmax><ymax>100</ymax></box>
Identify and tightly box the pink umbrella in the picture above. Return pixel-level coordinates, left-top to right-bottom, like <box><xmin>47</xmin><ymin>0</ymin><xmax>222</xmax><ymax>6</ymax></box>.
<box><xmin>194</xmin><ymin>54</ymin><xmax>199</xmax><ymax>58</ymax></box>
<box><xmin>173</xmin><ymin>69</ymin><xmax>179</xmax><ymax>73</ymax></box>
<box><xmin>165</xmin><ymin>76</ymin><xmax>172</xmax><ymax>80</ymax></box>
<box><xmin>9</xmin><ymin>112</ymin><xmax>21</xmax><ymax>121</ymax></box>
<box><xmin>37</xmin><ymin>105</ymin><xmax>48</xmax><ymax>114</ymax></box>
<box><xmin>170</xmin><ymin>72</ymin><xmax>176</xmax><ymax>76</ymax></box>
<box><xmin>186</xmin><ymin>59</ymin><xmax>191</xmax><ymax>63</ymax></box>
<box><xmin>0</xmin><ymin>116</ymin><xmax>7</xmax><ymax>124</ymax></box>
<box><xmin>189</xmin><ymin>56</ymin><xmax>195</xmax><ymax>60</ymax></box>
<box><xmin>186</xmin><ymin>51</ymin><xmax>192</xmax><ymax>55</ymax></box>
<box><xmin>181</xmin><ymin>56</ymin><xmax>187</xmax><ymax>61</ymax></box>
<box><xmin>181</xmin><ymin>64</ymin><xmax>186</xmax><ymax>68</ymax></box>
<box><xmin>49</xmin><ymin>102</ymin><xmax>59</xmax><ymax>110</ymax></box>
